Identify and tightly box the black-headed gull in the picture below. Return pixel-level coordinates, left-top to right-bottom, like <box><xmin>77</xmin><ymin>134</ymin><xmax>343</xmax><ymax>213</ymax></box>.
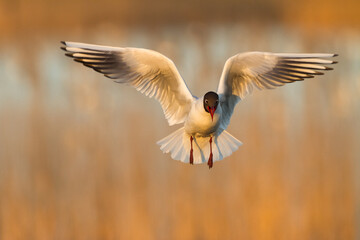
<box><xmin>61</xmin><ymin>41</ymin><xmax>337</xmax><ymax>168</ymax></box>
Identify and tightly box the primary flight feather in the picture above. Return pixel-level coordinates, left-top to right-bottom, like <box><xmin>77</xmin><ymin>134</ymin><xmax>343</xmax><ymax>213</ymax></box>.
<box><xmin>61</xmin><ymin>41</ymin><xmax>337</xmax><ymax>168</ymax></box>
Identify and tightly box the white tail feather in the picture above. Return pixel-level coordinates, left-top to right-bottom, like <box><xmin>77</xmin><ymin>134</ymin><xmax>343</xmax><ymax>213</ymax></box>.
<box><xmin>157</xmin><ymin>128</ymin><xmax>243</xmax><ymax>164</ymax></box>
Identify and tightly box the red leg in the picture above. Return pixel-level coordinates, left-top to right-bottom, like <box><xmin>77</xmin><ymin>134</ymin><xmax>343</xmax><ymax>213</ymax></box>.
<box><xmin>190</xmin><ymin>136</ymin><xmax>194</xmax><ymax>165</ymax></box>
<box><xmin>208</xmin><ymin>136</ymin><xmax>213</xmax><ymax>169</ymax></box>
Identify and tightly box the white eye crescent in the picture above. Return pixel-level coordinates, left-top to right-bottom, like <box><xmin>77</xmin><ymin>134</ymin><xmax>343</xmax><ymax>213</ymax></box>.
<box><xmin>205</xmin><ymin>100</ymin><xmax>209</xmax><ymax>104</ymax></box>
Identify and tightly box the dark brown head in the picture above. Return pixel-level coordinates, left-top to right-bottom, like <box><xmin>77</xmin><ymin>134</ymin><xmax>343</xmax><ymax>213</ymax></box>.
<box><xmin>203</xmin><ymin>91</ymin><xmax>219</xmax><ymax>121</ymax></box>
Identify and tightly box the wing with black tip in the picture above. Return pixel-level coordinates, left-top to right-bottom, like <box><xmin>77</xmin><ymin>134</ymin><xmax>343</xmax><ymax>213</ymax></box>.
<box><xmin>61</xmin><ymin>41</ymin><xmax>195</xmax><ymax>126</ymax></box>
<box><xmin>217</xmin><ymin>51</ymin><xmax>337</xmax><ymax>128</ymax></box>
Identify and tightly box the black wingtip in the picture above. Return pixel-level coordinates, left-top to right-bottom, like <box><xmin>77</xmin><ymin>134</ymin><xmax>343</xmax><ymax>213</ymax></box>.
<box><xmin>60</xmin><ymin>41</ymin><xmax>67</xmax><ymax>46</ymax></box>
<box><xmin>333</xmin><ymin>54</ymin><xmax>339</xmax><ymax>57</ymax></box>
<box><xmin>332</xmin><ymin>61</ymin><xmax>338</xmax><ymax>64</ymax></box>
<box><xmin>105</xmin><ymin>74</ymin><xmax>119</xmax><ymax>79</ymax></box>
<box><xmin>65</xmin><ymin>53</ymin><xmax>74</xmax><ymax>58</ymax></box>
<box><xmin>92</xmin><ymin>68</ymin><xmax>105</xmax><ymax>74</ymax></box>
<box><xmin>324</xmin><ymin>66</ymin><xmax>334</xmax><ymax>70</ymax></box>
<box><xmin>60</xmin><ymin>46</ymin><xmax>67</xmax><ymax>52</ymax></box>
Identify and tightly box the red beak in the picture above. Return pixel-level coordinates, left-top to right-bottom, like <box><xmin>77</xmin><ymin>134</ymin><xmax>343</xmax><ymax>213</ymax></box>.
<box><xmin>207</xmin><ymin>106</ymin><xmax>216</xmax><ymax>121</ymax></box>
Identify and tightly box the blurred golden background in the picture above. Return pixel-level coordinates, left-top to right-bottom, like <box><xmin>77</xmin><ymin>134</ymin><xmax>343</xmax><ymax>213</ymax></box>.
<box><xmin>0</xmin><ymin>0</ymin><xmax>359</xmax><ymax>239</ymax></box>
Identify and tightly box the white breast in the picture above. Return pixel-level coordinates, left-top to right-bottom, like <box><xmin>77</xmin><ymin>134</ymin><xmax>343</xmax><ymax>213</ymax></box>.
<box><xmin>184</xmin><ymin>97</ymin><xmax>222</xmax><ymax>137</ymax></box>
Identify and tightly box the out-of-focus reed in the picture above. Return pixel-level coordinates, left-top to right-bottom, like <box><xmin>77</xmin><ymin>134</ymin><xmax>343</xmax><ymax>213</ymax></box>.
<box><xmin>0</xmin><ymin>24</ymin><xmax>358</xmax><ymax>240</ymax></box>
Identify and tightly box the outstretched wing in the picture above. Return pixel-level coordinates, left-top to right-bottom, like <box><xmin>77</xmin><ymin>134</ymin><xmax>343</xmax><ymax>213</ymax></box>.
<box><xmin>217</xmin><ymin>51</ymin><xmax>337</xmax><ymax>128</ymax></box>
<box><xmin>61</xmin><ymin>41</ymin><xmax>195</xmax><ymax>126</ymax></box>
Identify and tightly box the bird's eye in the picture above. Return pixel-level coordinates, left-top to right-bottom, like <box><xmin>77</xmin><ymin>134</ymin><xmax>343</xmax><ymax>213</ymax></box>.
<box><xmin>205</xmin><ymin>100</ymin><xmax>208</xmax><ymax>104</ymax></box>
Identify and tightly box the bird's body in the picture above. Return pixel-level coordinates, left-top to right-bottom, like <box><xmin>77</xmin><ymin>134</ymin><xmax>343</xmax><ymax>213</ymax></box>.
<box><xmin>61</xmin><ymin>41</ymin><xmax>337</xmax><ymax>168</ymax></box>
<box><xmin>185</xmin><ymin>97</ymin><xmax>222</xmax><ymax>137</ymax></box>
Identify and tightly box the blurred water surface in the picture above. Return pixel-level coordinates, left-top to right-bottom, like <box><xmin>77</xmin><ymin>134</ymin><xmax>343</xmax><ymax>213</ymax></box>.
<box><xmin>0</xmin><ymin>25</ymin><xmax>359</xmax><ymax>240</ymax></box>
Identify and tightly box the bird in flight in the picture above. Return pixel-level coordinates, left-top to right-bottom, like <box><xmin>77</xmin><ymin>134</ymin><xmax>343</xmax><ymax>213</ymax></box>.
<box><xmin>61</xmin><ymin>41</ymin><xmax>337</xmax><ymax>168</ymax></box>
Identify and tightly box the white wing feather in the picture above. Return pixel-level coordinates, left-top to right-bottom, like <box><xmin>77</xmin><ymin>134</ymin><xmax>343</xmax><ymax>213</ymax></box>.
<box><xmin>217</xmin><ymin>51</ymin><xmax>337</xmax><ymax>128</ymax></box>
<box><xmin>61</xmin><ymin>41</ymin><xmax>195</xmax><ymax>126</ymax></box>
